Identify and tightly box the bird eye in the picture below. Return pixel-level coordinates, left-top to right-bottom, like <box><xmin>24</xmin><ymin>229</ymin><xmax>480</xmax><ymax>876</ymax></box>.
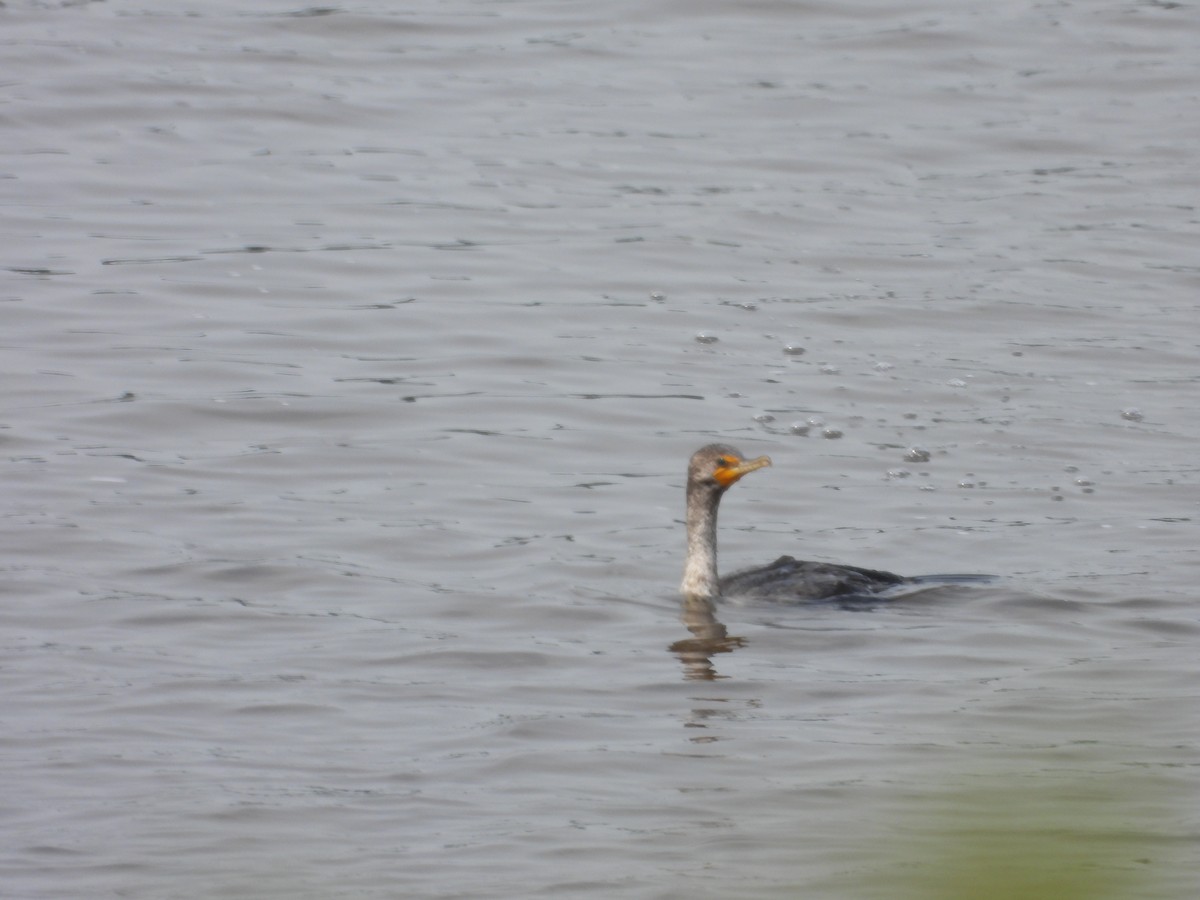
<box><xmin>717</xmin><ymin>457</ymin><xmax>735</xmax><ymax>468</ymax></box>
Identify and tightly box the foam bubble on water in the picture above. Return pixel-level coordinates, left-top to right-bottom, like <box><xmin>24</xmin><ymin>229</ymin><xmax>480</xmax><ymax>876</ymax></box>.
<box><xmin>782</xmin><ymin>343</ymin><xmax>805</xmax><ymax>356</ymax></box>
<box><xmin>694</xmin><ymin>331</ymin><xmax>718</xmax><ymax>344</ymax></box>
<box><xmin>821</xmin><ymin>427</ymin><xmax>843</xmax><ymax>439</ymax></box>
<box><xmin>789</xmin><ymin>422</ymin><xmax>810</xmax><ymax>435</ymax></box>
<box><xmin>905</xmin><ymin>447</ymin><xmax>931</xmax><ymax>463</ymax></box>
<box><xmin>1120</xmin><ymin>407</ymin><xmax>1143</xmax><ymax>421</ymax></box>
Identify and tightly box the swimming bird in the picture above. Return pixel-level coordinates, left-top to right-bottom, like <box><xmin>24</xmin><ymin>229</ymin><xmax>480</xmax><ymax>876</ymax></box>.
<box><xmin>680</xmin><ymin>443</ymin><xmax>909</xmax><ymax>603</ymax></box>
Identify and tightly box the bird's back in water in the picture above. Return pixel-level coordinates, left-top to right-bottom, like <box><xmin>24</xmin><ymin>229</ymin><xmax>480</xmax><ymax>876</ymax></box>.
<box><xmin>719</xmin><ymin>555</ymin><xmax>907</xmax><ymax>603</ymax></box>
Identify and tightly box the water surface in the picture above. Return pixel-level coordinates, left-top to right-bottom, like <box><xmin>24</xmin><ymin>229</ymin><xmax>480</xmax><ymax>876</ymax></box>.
<box><xmin>3</xmin><ymin>1</ymin><xmax>1198</xmax><ymax>897</ymax></box>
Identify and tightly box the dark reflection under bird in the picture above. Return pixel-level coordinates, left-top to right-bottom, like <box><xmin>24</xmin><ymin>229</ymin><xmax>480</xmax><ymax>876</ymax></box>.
<box><xmin>681</xmin><ymin>443</ymin><xmax>983</xmax><ymax>604</ymax></box>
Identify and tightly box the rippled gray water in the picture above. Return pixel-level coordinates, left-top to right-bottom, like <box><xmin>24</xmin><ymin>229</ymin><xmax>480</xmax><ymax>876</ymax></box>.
<box><xmin>3</xmin><ymin>1</ymin><xmax>1198</xmax><ymax>897</ymax></box>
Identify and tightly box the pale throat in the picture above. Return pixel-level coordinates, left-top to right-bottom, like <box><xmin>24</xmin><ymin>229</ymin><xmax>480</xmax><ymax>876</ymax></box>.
<box><xmin>680</xmin><ymin>486</ymin><xmax>721</xmax><ymax>600</ymax></box>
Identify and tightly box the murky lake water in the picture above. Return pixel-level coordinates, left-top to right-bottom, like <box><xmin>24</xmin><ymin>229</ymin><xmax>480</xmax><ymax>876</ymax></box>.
<box><xmin>3</xmin><ymin>1</ymin><xmax>1198</xmax><ymax>897</ymax></box>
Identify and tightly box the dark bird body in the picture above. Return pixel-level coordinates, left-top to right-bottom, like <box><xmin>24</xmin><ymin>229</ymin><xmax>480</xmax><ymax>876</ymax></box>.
<box><xmin>718</xmin><ymin>555</ymin><xmax>907</xmax><ymax>603</ymax></box>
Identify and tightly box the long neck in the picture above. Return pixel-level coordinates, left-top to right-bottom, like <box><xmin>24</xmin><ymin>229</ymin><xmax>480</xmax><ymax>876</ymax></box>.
<box><xmin>681</xmin><ymin>483</ymin><xmax>721</xmax><ymax>600</ymax></box>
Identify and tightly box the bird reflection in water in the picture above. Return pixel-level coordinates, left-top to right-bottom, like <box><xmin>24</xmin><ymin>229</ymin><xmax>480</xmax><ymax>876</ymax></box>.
<box><xmin>670</xmin><ymin>595</ymin><xmax>746</xmax><ymax>680</ymax></box>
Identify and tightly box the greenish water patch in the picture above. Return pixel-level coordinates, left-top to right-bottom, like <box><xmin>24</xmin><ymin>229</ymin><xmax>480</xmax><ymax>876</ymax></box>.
<box><xmin>848</xmin><ymin>769</ymin><xmax>1185</xmax><ymax>900</ymax></box>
